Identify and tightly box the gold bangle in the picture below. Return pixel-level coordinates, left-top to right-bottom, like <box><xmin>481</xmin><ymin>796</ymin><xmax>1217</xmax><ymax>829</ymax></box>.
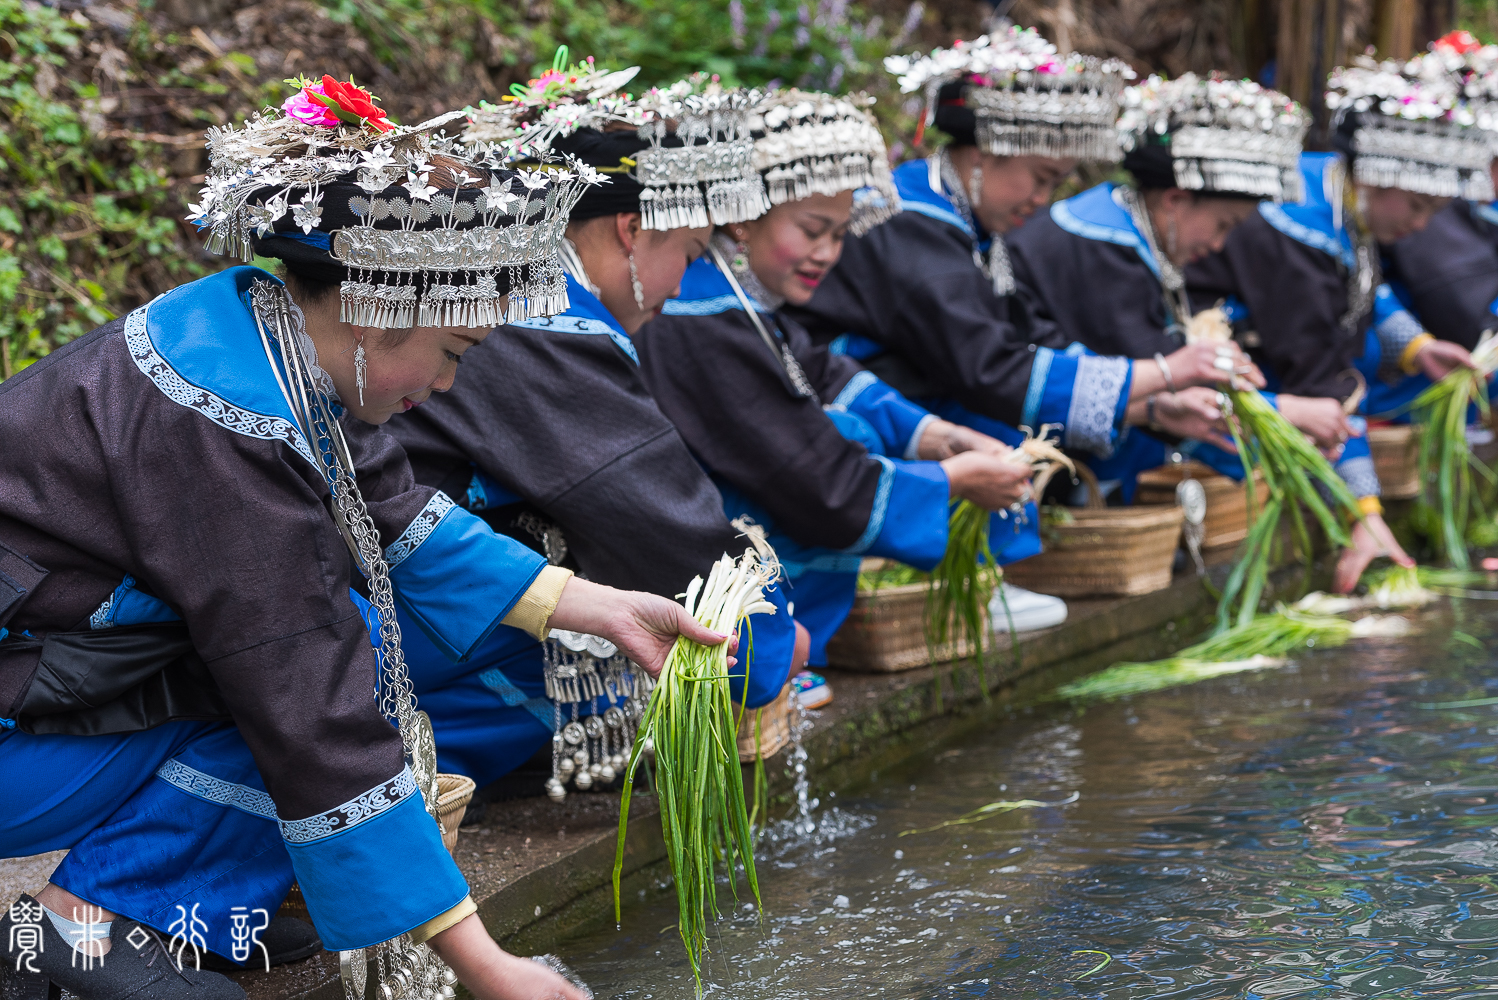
<box><xmin>1357</xmin><ymin>495</ymin><xmax>1384</xmax><ymax>517</ymax></box>
<box><xmin>1399</xmin><ymin>333</ymin><xmax>1436</xmax><ymax>376</ymax></box>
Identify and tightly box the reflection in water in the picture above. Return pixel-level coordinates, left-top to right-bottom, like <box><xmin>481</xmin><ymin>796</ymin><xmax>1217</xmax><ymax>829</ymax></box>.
<box><xmin>563</xmin><ymin>602</ymin><xmax>1498</xmax><ymax>998</ymax></box>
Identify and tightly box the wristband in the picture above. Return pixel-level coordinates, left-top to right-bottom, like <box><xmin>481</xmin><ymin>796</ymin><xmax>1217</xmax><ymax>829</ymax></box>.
<box><xmin>1399</xmin><ymin>333</ymin><xmax>1436</xmax><ymax>376</ymax></box>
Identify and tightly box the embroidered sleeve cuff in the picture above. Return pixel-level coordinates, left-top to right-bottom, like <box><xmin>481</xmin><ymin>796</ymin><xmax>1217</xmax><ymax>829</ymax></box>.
<box><xmin>502</xmin><ymin>565</ymin><xmax>574</xmax><ymax>641</ymax></box>
<box><xmin>1399</xmin><ymin>333</ymin><xmax>1436</xmax><ymax>376</ymax></box>
<box><xmin>903</xmin><ymin>413</ymin><xmax>939</xmax><ymax>461</ymax></box>
<box><xmin>407</xmin><ymin>895</ymin><xmax>477</xmax><ymax>945</ymax></box>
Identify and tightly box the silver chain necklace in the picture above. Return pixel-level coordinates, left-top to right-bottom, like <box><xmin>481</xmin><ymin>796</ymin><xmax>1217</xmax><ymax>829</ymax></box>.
<box><xmin>933</xmin><ymin>147</ymin><xmax>1016</xmax><ymax>297</ymax></box>
<box><xmin>248</xmin><ymin>280</ymin><xmax>456</xmax><ymax>1000</ymax></box>
<box><xmin>1117</xmin><ymin>186</ymin><xmax>1193</xmax><ymax>337</ymax></box>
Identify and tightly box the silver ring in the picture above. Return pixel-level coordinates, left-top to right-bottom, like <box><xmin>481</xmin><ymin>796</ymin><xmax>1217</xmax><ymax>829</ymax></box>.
<box><xmin>1213</xmin><ymin>356</ymin><xmax>1234</xmax><ymax>372</ymax></box>
<box><xmin>1215</xmin><ymin>391</ymin><xmax>1228</xmax><ymax>407</ymax></box>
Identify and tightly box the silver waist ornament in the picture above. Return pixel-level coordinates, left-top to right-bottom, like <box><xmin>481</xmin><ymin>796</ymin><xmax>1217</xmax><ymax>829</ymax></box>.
<box><xmin>247</xmin><ymin>279</ymin><xmax>457</xmax><ymax>1000</ymax></box>
<box><xmin>517</xmin><ymin>516</ymin><xmax>655</xmax><ymax>802</ymax></box>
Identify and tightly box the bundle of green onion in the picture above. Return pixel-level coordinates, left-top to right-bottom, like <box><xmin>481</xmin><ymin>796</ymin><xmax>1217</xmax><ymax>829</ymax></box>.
<box><xmin>1056</xmin><ymin>604</ymin><xmax>1409</xmax><ymax>702</ymax></box>
<box><xmin>1410</xmin><ymin>333</ymin><xmax>1498</xmax><ymax>569</ymax></box>
<box><xmin>1219</xmin><ymin>382</ymin><xmax>1362</xmax><ymax>631</ymax></box>
<box><xmin>611</xmin><ymin>540</ymin><xmax>780</xmax><ymax>987</ymax></box>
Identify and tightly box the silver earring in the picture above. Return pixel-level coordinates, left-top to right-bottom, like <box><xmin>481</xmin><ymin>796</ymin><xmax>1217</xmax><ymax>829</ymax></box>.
<box><xmin>968</xmin><ymin>164</ymin><xmax>983</xmax><ymax>209</ymax></box>
<box><xmin>354</xmin><ymin>338</ymin><xmax>367</xmax><ymax>406</ymax></box>
<box><xmin>730</xmin><ymin>238</ymin><xmax>751</xmax><ymax>274</ymax></box>
<box><xmin>628</xmin><ymin>253</ymin><xmax>645</xmax><ymax>311</ymax></box>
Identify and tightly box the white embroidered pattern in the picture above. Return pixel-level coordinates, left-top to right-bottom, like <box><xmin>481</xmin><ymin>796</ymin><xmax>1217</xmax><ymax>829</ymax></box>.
<box><xmin>384</xmin><ymin>492</ymin><xmax>457</xmax><ymax>570</ymax></box>
<box><xmin>89</xmin><ymin>592</ymin><xmax>117</xmax><ymax>630</ymax></box>
<box><xmin>124</xmin><ymin>302</ymin><xmax>318</xmax><ymax>468</ymax></box>
<box><xmin>155</xmin><ymin>758</ymin><xmax>280</xmax><ymax>821</ymax></box>
<box><xmin>1065</xmin><ymin>354</ymin><xmax>1129</xmax><ymax>458</ymax></box>
<box><xmin>278</xmin><ymin>767</ymin><xmax>419</xmax><ymax>844</ymax></box>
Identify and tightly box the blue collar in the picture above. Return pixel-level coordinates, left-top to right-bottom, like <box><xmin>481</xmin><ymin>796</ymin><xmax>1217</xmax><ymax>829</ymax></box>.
<box><xmin>892</xmin><ymin>158</ymin><xmax>978</xmax><ymax>242</ymax></box>
<box><xmin>1475</xmin><ymin>200</ymin><xmax>1498</xmax><ymax>228</ymax></box>
<box><xmin>508</xmin><ymin>274</ymin><xmax>638</xmax><ymax>363</ymax></box>
<box><xmin>1049</xmin><ymin>182</ymin><xmax>1160</xmax><ymax>280</ymax></box>
<box><xmin>1256</xmin><ymin>152</ymin><xmax>1353</xmax><ymax>268</ymax></box>
<box><xmin>660</xmin><ymin>255</ymin><xmax>774</xmax><ymax>317</ymax></box>
<box><xmin>131</xmin><ymin>266</ymin><xmax>319</xmax><ymax>469</ymax></box>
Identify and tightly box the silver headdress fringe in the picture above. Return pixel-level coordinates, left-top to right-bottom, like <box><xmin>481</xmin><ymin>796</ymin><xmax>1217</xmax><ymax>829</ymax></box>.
<box><xmin>750</xmin><ymin>89</ymin><xmax>901</xmax><ymax>237</ymax></box>
<box><xmin>1118</xmin><ymin>74</ymin><xmax>1309</xmax><ymax>203</ymax></box>
<box><xmin>190</xmin><ymin>108</ymin><xmax>594</xmax><ymax>329</ymax></box>
<box><xmin>1327</xmin><ymin>55</ymin><xmax>1497</xmax><ymax>202</ymax></box>
<box><xmin>633</xmin><ymin>85</ymin><xmax>771</xmax><ymax>231</ymax></box>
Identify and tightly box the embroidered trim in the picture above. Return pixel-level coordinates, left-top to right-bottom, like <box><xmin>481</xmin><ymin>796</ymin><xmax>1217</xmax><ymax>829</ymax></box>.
<box><xmin>1375</xmin><ymin>308</ymin><xmax>1425</xmax><ymax>384</ymax></box>
<box><xmin>1336</xmin><ymin>454</ymin><xmax>1381</xmax><ymax>499</ymax></box>
<box><xmin>660</xmin><ymin>293</ymin><xmax>774</xmax><ymax>317</ymax></box>
<box><xmin>848</xmin><ymin>454</ymin><xmax>896</xmax><ymax>553</ymax></box>
<box><xmin>279</xmin><ymin>767</ymin><xmax>419</xmax><ymax>844</ymax></box>
<box><xmin>508</xmin><ymin>314</ymin><xmax>638</xmax><ymax>364</ymax></box>
<box><xmin>155</xmin><ymin>758</ymin><xmax>279</xmax><ymax>822</ymax></box>
<box><xmin>1258</xmin><ymin>202</ymin><xmax>1353</xmax><ymax>268</ymax></box>
<box><xmin>1065</xmin><ymin>354</ymin><xmax>1128</xmax><ymax>457</ymax></box>
<box><xmin>89</xmin><ymin>578</ymin><xmax>130</xmax><ymax>630</ymax></box>
<box><xmin>385</xmin><ymin>492</ymin><xmax>457</xmax><ymax>570</ymax></box>
<box><xmin>477</xmin><ymin>668</ymin><xmax>555</xmax><ymax>729</ymax></box>
<box><xmin>1049</xmin><ymin>190</ymin><xmax>1161</xmax><ymax>278</ymax></box>
<box><xmin>124</xmin><ymin>301</ymin><xmax>318</xmax><ymax>468</ymax></box>
<box><xmin>832</xmin><ymin>370</ymin><xmax>879</xmax><ymax>409</ymax></box>
<box><xmin>1022</xmin><ymin>346</ymin><xmax>1056</xmax><ymax>431</ymax></box>
<box><xmin>904</xmin><ymin>413</ymin><xmax>938</xmax><ymax>462</ymax></box>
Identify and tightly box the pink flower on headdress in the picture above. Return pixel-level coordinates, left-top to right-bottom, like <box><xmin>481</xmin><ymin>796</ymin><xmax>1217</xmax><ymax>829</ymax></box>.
<box><xmin>283</xmin><ymin>83</ymin><xmax>339</xmax><ymax>127</ymax></box>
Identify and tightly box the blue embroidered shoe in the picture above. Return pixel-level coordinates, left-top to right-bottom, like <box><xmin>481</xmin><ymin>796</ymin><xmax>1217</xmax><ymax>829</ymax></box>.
<box><xmin>0</xmin><ymin>895</ymin><xmax>245</xmax><ymax>1000</ymax></box>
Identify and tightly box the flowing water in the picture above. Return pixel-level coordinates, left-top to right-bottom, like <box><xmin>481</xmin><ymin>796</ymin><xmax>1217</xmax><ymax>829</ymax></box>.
<box><xmin>562</xmin><ymin>600</ymin><xmax>1498</xmax><ymax>998</ymax></box>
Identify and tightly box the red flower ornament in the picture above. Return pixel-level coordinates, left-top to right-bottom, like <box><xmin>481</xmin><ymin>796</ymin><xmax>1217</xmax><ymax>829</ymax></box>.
<box><xmin>306</xmin><ymin>75</ymin><xmax>396</xmax><ymax>132</ymax></box>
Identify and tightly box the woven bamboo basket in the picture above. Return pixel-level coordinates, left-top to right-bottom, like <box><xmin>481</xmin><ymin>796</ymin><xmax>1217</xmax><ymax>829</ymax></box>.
<box><xmin>1134</xmin><ymin>461</ymin><xmax>1268</xmax><ymax>551</ymax></box>
<box><xmin>1368</xmin><ymin>424</ymin><xmax>1420</xmax><ymax>500</ymax></box>
<box><xmin>277</xmin><ymin>774</ymin><xmax>475</xmax><ymax>921</ymax></box>
<box><xmin>1001</xmin><ymin>464</ymin><xmax>1184</xmax><ymax>597</ymax></box>
<box><xmin>824</xmin><ymin>573</ymin><xmax>984</xmax><ymax>673</ymax></box>
<box><xmin>735</xmin><ymin>681</ymin><xmax>797</xmax><ymax>761</ymax></box>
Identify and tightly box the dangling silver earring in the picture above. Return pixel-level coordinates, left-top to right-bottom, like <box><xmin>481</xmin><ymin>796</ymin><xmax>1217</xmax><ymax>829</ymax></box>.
<box><xmin>730</xmin><ymin>234</ymin><xmax>751</xmax><ymax>274</ymax></box>
<box><xmin>354</xmin><ymin>336</ymin><xmax>367</xmax><ymax>406</ymax></box>
<box><xmin>628</xmin><ymin>252</ymin><xmax>645</xmax><ymax>311</ymax></box>
<box><xmin>1166</xmin><ymin>216</ymin><xmax>1179</xmax><ymax>262</ymax></box>
<box><xmin>968</xmin><ymin>163</ymin><xmax>983</xmax><ymax>209</ymax></box>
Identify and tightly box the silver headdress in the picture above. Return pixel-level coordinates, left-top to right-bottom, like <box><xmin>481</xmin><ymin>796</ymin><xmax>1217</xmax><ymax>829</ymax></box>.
<box><xmin>1118</xmin><ymin>74</ymin><xmax>1309</xmax><ymax>202</ymax></box>
<box><xmin>886</xmin><ymin>26</ymin><xmax>1134</xmax><ymax>162</ymax></box>
<box><xmin>750</xmin><ymin>89</ymin><xmax>900</xmax><ymax>236</ymax></box>
<box><xmin>633</xmin><ymin>78</ymin><xmax>771</xmax><ymax>231</ymax></box>
<box><xmin>463</xmin><ymin>48</ymin><xmax>646</xmax><ymax>155</ymax></box>
<box><xmin>1429</xmin><ymin>32</ymin><xmax>1498</xmax><ymax>156</ymax></box>
<box><xmin>1326</xmin><ymin>54</ymin><xmax>1495</xmax><ymax>201</ymax></box>
<box><xmin>189</xmin><ymin>80</ymin><xmax>597</xmax><ymax>329</ymax></box>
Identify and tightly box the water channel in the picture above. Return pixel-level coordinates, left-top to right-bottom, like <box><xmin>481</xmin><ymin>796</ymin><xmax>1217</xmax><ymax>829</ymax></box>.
<box><xmin>561</xmin><ymin>598</ymin><xmax>1498</xmax><ymax>998</ymax></box>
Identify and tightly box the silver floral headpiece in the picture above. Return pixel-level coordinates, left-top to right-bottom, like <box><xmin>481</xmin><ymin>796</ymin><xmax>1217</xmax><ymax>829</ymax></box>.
<box><xmin>750</xmin><ymin>89</ymin><xmax>900</xmax><ymax>236</ymax></box>
<box><xmin>1326</xmin><ymin>56</ymin><xmax>1495</xmax><ymax>200</ymax></box>
<box><xmin>886</xmin><ymin>26</ymin><xmax>1134</xmax><ymax>162</ymax></box>
<box><xmin>463</xmin><ymin>48</ymin><xmax>646</xmax><ymax>156</ymax></box>
<box><xmin>189</xmin><ymin>100</ymin><xmax>597</xmax><ymax>329</ymax></box>
<box><xmin>632</xmin><ymin>79</ymin><xmax>771</xmax><ymax>231</ymax></box>
<box><xmin>1119</xmin><ymin>74</ymin><xmax>1309</xmax><ymax>201</ymax></box>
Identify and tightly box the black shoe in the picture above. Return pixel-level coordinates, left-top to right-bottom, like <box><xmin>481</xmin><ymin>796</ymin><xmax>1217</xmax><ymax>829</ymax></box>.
<box><xmin>198</xmin><ymin>917</ymin><xmax>322</xmax><ymax>972</ymax></box>
<box><xmin>0</xmin><ymin>894</ymin><xmax>245</xmax><ymax>1000</ymax></box>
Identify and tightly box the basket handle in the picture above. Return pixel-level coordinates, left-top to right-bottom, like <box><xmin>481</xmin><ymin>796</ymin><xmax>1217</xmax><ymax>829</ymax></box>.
<box><xmin>1340</xmin><ymin>367</ymin><xmax>1367</xmax><ymax>415</ymax></box>
<box><xmin>1033</xmin><ymin>460</ymin><xmax>1106</xmax><ymax>510</ymax></box>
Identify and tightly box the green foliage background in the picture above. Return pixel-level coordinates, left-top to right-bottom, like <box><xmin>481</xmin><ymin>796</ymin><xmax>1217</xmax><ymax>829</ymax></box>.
<box><xmin>1</xmin><ymin>0</ymin><xmax>958</xmax><ymax>379</ymax></box>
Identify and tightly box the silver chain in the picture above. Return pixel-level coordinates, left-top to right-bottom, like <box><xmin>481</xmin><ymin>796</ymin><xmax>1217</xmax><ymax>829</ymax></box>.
<box><xmin>248</xmin><ymin>279</ymin><xmax>419</xmax><ymax>754</ymax></box>
<box><xmin>934</xmin><ymin>147</ymin><xmax>1016</xmax><ymax>296</ymax></box>
<box><xmin>1117</xmin><ymin>185</ymin><xmax>1194</xmax><ymax>336</ymax></box>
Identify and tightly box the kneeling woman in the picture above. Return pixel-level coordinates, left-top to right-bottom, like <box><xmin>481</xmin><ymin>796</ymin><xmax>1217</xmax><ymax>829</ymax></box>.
<box><xmin>0</xmin><ymin>84</ymin><xmax>718</xmax><ymax>1000</ymax></box>
<box><xmin>1186</xmin><ymin>56</ymin><xmax>1491</xmax><ymax>587</ymax></box>
<box><xmin>389</xmin><ymin>73</ymin><xmax>802</xmax><ymax>794</ymax></box>
<box><xmin>635</xmin><ymin>90</ymin><xmax>1037</xmax><ymax>663</ymax></box>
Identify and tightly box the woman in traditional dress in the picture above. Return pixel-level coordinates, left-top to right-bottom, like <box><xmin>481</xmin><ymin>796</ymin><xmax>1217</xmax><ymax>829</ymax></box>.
<box><xmin>389</xmin><ymin>70</ymin><xmax>803</xmax><ymax>798</ymax></box>
<box><xmin>632</xmin><ymin>88</ymin><xmax>1041</xmax><ymax>666</ymax></box>
<box><xmin>1186</xmin><ymin>55</ymin><xmax>1492</xmax><ymax>587</ymax></box>
<box><xmin>0</xmin><ymin>79</ymin><xmax>723</xmax><ymax>1000</ymax></box>
<box><xmin>787</xmin><ymin>30</ymin><xmax>1263</xmax><ymax>556</ymax></box>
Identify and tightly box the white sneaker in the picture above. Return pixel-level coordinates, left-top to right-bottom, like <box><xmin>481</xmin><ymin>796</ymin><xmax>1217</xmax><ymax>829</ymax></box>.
<box><xmin>988</xmin><ymin>584</ymin><xmax>1068</xmax><ymax>633</ymax></box>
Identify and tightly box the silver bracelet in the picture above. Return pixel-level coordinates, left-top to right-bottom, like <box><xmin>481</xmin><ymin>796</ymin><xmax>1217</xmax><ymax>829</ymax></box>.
<box><xmin>1153</xmin><ymin>352</ymin><xmax>1176</xmax><ymax>394</ymax></box>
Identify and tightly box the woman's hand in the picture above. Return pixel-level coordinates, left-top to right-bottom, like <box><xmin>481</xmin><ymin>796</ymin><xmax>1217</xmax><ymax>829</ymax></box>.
<box><xmin>1413</xmin><ymin>338</ymin><xmax>1478</xmax><ymax>382</ymax></box>
<box><xmin>939</xmin><ymin>450</ymin><xmax>1034</xmax><ymax>510</ymax></box>
<box><xmin>428</xmin><ymin>914</ymin><xmax>590</xmax><ymax>1000</ymax></box>
<box><xmin>1275</xmin><ymin>394</ymin><xmax>1352</xmax><ymax>453</ymax></box>
<box><xmin>1150</xmin><ymin>342</ymin><xmax>1266</xmax><ymax>393</ymax></box>
<box><xmin>1332</xmin><ymin>514</ymin><xmax>1415</xmax><ymax>594</ymax></box>
<box><xmin>1130</xmin><ymin>387</ymin><xmax>1237</xmax><ymax>451</ymax></box>
<box><xmin>548</xmin><ymin>577</ymin><xmax>734</xmax><ymax>678</ymax></box>
<box><xmin>917</xmin><ymin>419</ymin><xmax>1013</xmax><ymax>460</ymax></box>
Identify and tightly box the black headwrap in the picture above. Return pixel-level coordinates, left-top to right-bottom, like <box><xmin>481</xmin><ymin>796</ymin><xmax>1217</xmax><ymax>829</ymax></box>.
<box><xmin>548</xmin><ymin>128</ymin><xmax>683</xmax><ymax>220</ymax></box>
<box><xmin>931</xmin><ymin>80</ymin><xmax>978</xmax><ymax>148</ymax></box>
<box><xmin>1122</xmin><ymin>142</ymin><xmax>1177</xmax><ymax>190</ymax></box>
